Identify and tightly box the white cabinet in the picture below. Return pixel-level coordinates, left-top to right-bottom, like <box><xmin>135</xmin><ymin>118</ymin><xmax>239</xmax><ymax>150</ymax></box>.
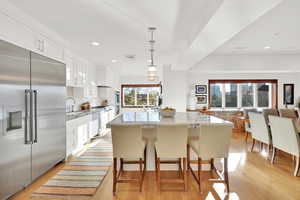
<box><xmin>65</xmin><ymin>55</ymin><xmax>89</xmax><ymax>88</ymax></box>
<box><xmin>96</xmin><ymin>66</ymin><xmax>116</xmax><ymax>88</ymax></box>
<box><xmin>0</xmin><ymin>11</ymin><xmax>64</xmax><ymax>62</ymax></box>
<box><xmin>66</xmin><ymin>114</ymin><xmax>92</xmax><ymax>157</ymax></box>
<box><xmin>89</xmin><ymin>117</ymin><xmax>99</xmax><ymax>138</ymax></box>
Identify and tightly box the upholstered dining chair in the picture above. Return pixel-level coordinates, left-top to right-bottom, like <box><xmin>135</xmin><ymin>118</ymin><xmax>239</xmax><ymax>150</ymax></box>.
<box><xmin>248</xmin><ymin>112</ymin><xmax>272</xmax><ymax>157</ymax></box>
<box><xmin>243</xmin><ymin>108</ymin><xmax>257</xmax><ymax>142</ymax></box>
<box><xmin>187</xmin><ymin>124</ymin><xmax>232</xmax><ymax>193</ymax></box>
<box><xmin>279</xmin><ymin>109</ymin><xmax>298</xmax><ymax>119</ymax></box>
<box><xmin>269</xmin><ymin>116</ymin><xmax>300</xmax><ymax>176</ymax></box>
<box><xmin>155</xmin><ymin>125</ymin><xmax>188</xmax><ymax>192</ymax></box>
<box><xmin>262</xmin><ymin>108</ymin><xmax>279</xmax><ymax>123</ymax></box>
<box><xmin>111</xmin><ymin>125</ymin><xmax>147</xmax><ymax>194</ymax></box>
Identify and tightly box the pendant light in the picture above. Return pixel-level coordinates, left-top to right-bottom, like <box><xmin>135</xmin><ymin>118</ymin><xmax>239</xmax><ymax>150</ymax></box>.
<box><xmin>147</xmin><ymin>27</ymin><xmax>157</xmax><ymax>81</ymax></box>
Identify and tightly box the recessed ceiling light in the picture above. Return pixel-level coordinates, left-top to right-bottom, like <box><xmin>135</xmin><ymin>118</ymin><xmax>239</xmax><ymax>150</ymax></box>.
<box><xmin>264</xmin><ymin>46</ymin><xmax>271</xmax><ymax>49</ymax></box>
<box><xmin>112</xmin><ymin>59</ymin><xmax>117</xmax><ymax>63</ymax></box>
<box><xmin>91</xmin><ymin>42</ymin><xmax>100</xmax><ymax>46</ymax></box>
<box><xmin>234</xmin><ymin>46</ymin><xmax>247</xmax><ymax>50</ymax></box>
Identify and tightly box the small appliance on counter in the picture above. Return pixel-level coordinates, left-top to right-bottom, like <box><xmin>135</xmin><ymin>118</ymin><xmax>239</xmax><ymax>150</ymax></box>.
<box><xmin>80</xmin><ymin>102</ymin><xmax>91</xmax><ymax>111</ymax></box>
<box><xmin>160</xmin><ymin>107</ymin><xmax>176</xmax><ymax>118</ymax></box>
<box><xmin>101</xmin><ymin>99</ymin><xmax>108</xmax><ymax>106</ymax></box>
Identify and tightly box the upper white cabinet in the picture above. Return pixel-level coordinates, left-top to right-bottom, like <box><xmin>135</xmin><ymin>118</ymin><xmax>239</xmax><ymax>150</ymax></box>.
<box><xmin>0</xmin><ymin>11</ymin><xmax>64</xmax><ymax>62</ymax></box>
<box><xmin>96</xmin><ymin>66</ymin><xmax>119</xmax><ymax>89</ymax></box>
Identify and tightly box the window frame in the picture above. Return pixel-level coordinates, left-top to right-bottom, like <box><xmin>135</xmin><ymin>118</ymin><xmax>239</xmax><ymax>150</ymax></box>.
<box><xmin>121</xmin><ymin>84</ymin><xmax>161</xmax><ymax>108</ymax></box>
<box><xmin>208</xmin><ymin>79</ymin><xmax>278</xmax><ymax>109</ymax></box>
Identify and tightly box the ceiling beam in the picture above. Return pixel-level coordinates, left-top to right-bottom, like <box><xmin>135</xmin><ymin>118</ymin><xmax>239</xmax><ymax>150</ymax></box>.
<box><xmin>173</xmin><ymin>0</ymin><xmax>283</xmax><ymax>70</ymax></box>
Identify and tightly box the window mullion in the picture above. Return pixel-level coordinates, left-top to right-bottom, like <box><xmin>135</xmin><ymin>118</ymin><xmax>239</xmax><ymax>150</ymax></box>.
<box><xmin>134</xmin><ymin>88</ymin><xmax>137</xmax><ymax>106</ymax></box>
<box><xmin>268</xmin><ymin>84</ymin><xmax>272</xmax><ymax>108</ymax></box>
<box><xmin>253</xmin><ymin>83</ymin><xmax>258</xmax><ymax>107</ymax></box>
<box><xmin>237</xmin><ymin>84</ymin><xmax>241</xmax><ymax>108</ymax></box>
<box><xmin>222</xmin><ymin>84</ymin><xmax>226</xmax><ymax>108</ymax></box>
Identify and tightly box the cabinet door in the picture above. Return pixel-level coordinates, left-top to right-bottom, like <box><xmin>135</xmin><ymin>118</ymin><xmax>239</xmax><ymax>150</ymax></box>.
<box><xmin>66</xmin><ymin>56</ymin><xmax>74</xmax><ymax>86</ymax></box>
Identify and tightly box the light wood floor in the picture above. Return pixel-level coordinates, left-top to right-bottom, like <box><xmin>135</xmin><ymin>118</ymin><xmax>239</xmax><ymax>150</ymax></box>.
<box><xmin>11</xmin><ymin>133</ymin><xmax>300</xmax><ymax>200</ymax></box>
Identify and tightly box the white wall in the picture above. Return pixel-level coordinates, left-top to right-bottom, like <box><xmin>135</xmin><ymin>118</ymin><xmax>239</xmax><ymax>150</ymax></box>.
<box><xmin>162</xmin><ymin>66</ymin><xmax>187</xmax><ymax>112</ymax></box>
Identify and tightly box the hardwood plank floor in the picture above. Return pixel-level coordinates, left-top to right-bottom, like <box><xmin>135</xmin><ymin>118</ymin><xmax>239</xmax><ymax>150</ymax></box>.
<box><xmin>11</xmin><ymin>133</ymin><xmax>300</xmax><ymax>200</ymax></box>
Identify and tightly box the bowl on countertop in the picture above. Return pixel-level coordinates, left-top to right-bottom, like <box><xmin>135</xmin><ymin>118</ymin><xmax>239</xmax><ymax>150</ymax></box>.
<box><xmin>160</xmin><ymin>108</ymin><xmax>176</xmax><ymax>118</ymax></box>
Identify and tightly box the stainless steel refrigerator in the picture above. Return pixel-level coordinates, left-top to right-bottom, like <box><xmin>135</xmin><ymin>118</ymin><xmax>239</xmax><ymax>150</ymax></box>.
<box><xmin>0</xmin><ymin>39</ymin><xmax>66</xmax><ymax>199</ymax></box>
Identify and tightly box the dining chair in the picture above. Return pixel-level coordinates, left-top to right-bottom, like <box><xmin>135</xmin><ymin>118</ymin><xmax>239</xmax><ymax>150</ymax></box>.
<box><xmin>187</xmin><ymin>124</ymin><xmax>232</xmax><ymax>193</ymax></box>
<box><xmin>248</xmin><ymin>112</ymin><xmax>272</xmax><ymax>157</ymax></box>
<box><xmin>262</xmin><ymin>108</ymin><xmax>279</xmax><ymax>123</ymax></box>
<box><xmin>111</xmin><ymin>125</ymin><xmax>147</xmax><ymax>194</ymax></box>
<box><xmin>279</xmin><ymin>109</ymin><xmax>298</xmax><ymax>119</ymax></box>
<box><xmin>243</xmin><ymin>108</ymin><xmax>257</xmax><ymax>142</ymax></box>
<box><xmin>269</xmin><ymin>116</ymin><xmax>300</xmax><ymax>176</ymax></box>
<box><xmin>155</xmin><ymin>125</ymin><xmax>188</xmax><ymax>192</ymax></box>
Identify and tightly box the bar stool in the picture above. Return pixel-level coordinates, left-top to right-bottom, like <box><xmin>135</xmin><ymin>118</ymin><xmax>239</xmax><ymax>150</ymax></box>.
<box><xmin>111</xmin><ymin>125</ymin><xmax>147</xmax><ymax>195</ymax></box>
<box><xmin>187</xmin><ymin>124</ymin><xmax>232</xmax><ymax>193</ymax></box>
<box><xmin>154</xmin><ymin>125</ymin><xmax>188</xmax><ymax>191</ymax></box>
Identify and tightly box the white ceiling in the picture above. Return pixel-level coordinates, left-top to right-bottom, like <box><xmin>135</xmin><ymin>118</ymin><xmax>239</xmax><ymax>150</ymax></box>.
<box><xmin>8</xmin><ymin>0</ymin><xmax>297</xmax><ymax>74</ymax></box>
<box><xmin>214</xmin><ymin>0</ymin><xmax>300</xmax><ymax>55</ymax></box>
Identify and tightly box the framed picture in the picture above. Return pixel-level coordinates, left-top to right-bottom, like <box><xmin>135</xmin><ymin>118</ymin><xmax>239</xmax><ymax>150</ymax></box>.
<box><xmin>196</xmin><ymin>95</ymin><xmax>207</xmax><ymax>104</ymax></box>
<box><xmin>283</xmin><ymin>84</ymin><xmax>294</xmax><ymax>105</ymax></box>
<box><xmin>195</xmin><ymin>85</ymin><xmax>207</xmax><ymax>95</ymax></box>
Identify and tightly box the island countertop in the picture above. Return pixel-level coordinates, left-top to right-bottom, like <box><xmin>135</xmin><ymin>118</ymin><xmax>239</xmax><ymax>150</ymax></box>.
<box><xmin>107</xmin><ymin>111</ymin><xmax>233</xmax><ymax>127</ymax></box>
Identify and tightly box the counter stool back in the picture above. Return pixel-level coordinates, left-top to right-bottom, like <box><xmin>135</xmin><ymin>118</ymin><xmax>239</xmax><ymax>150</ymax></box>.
<box><xmin>187</xmin><ymin>124</ymin><xmax>232</xmax><ymax>193</ymax></box>
<box><xmin>155</xmin><ymin>125</ymin><xmax>188</xmax><ymax>192</ymax></box>
<box><xmin>111</xmin><ymin>125</ymin><xmax>147</xmax><ymax>195</ymax></box>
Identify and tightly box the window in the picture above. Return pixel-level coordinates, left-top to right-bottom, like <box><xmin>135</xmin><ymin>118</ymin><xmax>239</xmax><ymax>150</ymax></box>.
<box><xmin>209</xmin><ymin>80</ymin><xmax>277</xmax><ymax>109</ymax></box>
<box><xmin>257</xmin><ymin>83</ymin><xmax>270</xmax><ymax>107</ymax></box>
<box><xmin>225</xmin><ymin>83</ymin><xmax>238</xmax><ymax>107</ymax></box>
<box><xmin>241</xmin><ymin>83</ymin><xmax>254</xmax><ymax>107</ymax></box>
<box><xmin>122</xmin><ymin>84</ymin><xmax>161</xmax><ymax>107</ymax></box>
<box><xmin>210</xmin><ymin>84</ymin><xmax>222</xmax><ymax>107</ymax></box>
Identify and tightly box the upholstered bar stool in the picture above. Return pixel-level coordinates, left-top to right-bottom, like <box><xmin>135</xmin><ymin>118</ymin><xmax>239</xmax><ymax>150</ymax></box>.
<box><xmin>187</xmin><ymin>124</ymin><xmax>232</xmax><ymax>193</ymax></box>
<box><xmin>248</xmin><ymin>112</ymin><xmax>273</xmax><ymax>158</ymax></box>
<box><xmin>111</xmin><ymin>125</ymin><xmax>147</xmax><ymax>194</ymax></box>
<box><xmin>269</xmin><ymin>116</ymin><xmax>300</xmax><ymax>176</ymax></box>
<box><xmin>154</xmin><ymin>125</ymin><xmax>188</xmax><ymax>191</ymax></box>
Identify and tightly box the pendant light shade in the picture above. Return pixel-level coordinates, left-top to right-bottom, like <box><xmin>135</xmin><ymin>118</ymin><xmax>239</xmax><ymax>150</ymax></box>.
<box><xmin>147</xmin><ymin>27</ymin><xmax>158</xmax><ymax>81</ymax></box>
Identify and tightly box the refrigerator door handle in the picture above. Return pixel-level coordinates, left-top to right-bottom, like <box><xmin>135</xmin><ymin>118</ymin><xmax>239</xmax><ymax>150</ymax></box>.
<box><xmin>33</xmin><ymin>90</ymin><xmax>38</xmax><ymax>143</ymax></box>
<box><xmin>24</xmin><ymin>89</ymin><xmax>32</xmax><ymax>144</ymax></box>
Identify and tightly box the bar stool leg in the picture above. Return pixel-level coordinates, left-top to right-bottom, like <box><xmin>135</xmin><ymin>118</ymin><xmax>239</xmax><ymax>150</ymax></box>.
<box><xmin>224</xmin><ymin>158</ymin><xmax>230</xmax><ymax>193</ymax></box>
<box><xmin>155</xmin><ymin>149</ymin><xmax>158</xmax><ymax>182</ymax></box>
<box><xmin>139</xmin><ymin>158</ymin><xmax>143</xmax><ymax>192</ymax></box>
<box><xmin>178</xmin><ymin>158</ymin><xmax>182</xmax><ymax>178</ymax></box>
<box><xmin>183</xmin><ymin>158</ymin><xmax>187</xmax><ymax>191</ymax></box>
<box><xmin>157</xmin><ymin>157</ymin><xmax>161</xmax><ymax>192</ymax></box>
<box><xmin>251</xmin><ymin>138</ymin><xmax>256</xmax><ymax>152</ymax></box>
<box><xmin>198</xmin><ymin>157</ymin><xmax>202</xmax><ymax>193</ymax></box>
<box><xmin>294</xmin><ymin>156</ymin><xmax>300</xmax><ymax>176</ymax></box>
<box><xmin>187</xmin><ymin>144</ymin><xmax>190</xmax><ymax>170</ymax></box>
<box><xmin>113</xmin><ymin>157</ymin><xmax>117</xmax><ymax>195</ymax></box>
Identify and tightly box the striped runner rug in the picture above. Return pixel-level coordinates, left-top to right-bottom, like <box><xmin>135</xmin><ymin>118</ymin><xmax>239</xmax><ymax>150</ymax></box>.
<box><xmin>31</xmin><ymin>138</ymin><xmax>112</xmax><ymax>198</ymax></box>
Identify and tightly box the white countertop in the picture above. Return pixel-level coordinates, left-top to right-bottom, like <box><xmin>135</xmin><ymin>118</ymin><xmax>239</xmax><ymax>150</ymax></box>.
<box><xmin>108</xmin><ymin>111</ymin><xmax>233</xmax><ymax>126</ymax></box>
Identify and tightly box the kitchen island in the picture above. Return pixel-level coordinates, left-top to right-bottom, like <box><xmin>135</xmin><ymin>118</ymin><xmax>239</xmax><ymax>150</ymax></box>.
<box><xmin>108</xmin><ymin>111</ymin><xmax>233</xmax><ymax>171</ymax></box>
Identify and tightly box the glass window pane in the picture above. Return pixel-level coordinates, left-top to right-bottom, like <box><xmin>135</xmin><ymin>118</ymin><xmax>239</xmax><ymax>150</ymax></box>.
<box><xmin>225</xmin><ymin>83</ymin><xmax>237</xmax><ymax>107</ymax></box>
<box><xmin>124</xmin><ymin>88</ymin><xmax>135</xmax><ymax>106</ymax></box>
<box><xmin>136</xmin><ymin>87</ymin><xmax>148</xmax><ymax>105</ymax></box>
<box><xmin>210</xmin><ymin>84</ymin><xmax>222</xmax><ymax>107</ymax></box>
<box><xmin>258</xmin><ymin>83</ymin><xmax>269</xmax><ymax>107</ymax></box>
<box><xmin>241</xmin><ymin>83</ymin><xmax>254</xmax><ymax>107</ymax></box>
<box><xmin>149</xmin><ymin>88</ymin><xmax>159</xmax><ymax>106</ymax></box>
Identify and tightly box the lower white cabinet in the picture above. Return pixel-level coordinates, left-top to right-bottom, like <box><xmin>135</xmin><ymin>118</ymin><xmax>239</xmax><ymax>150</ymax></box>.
<box><xmin>66</xmin><ymin>114</ymin><xmax>92</xmax><ymax>158</ymax></box>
